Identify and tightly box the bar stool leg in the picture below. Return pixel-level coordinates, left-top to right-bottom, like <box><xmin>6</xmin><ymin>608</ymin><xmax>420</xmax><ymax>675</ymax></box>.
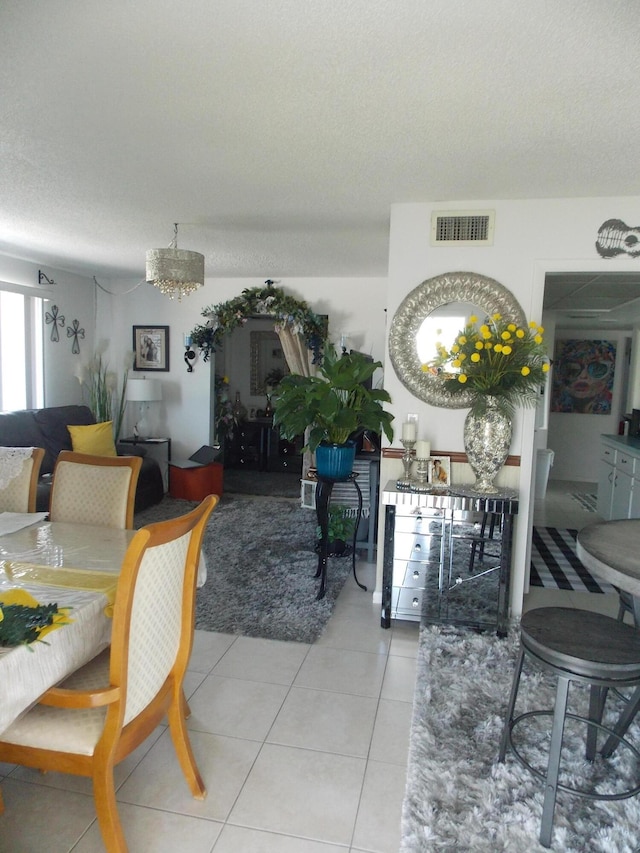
<box><xmin>601</xmin><ymin>684</ymin><xmax>640</xmax><ymax>758</ymax></box>
<box><xmin>498</xmin><ymin>646</ymin><xmax>525</xmax><ymax>762</ymax></box>
<box><xmin>586</xmin><ymin>685</ymin><xmax>607</xmax><ymax>760</ymax></box>
<box><xmin>540</xmin><ymin>675</ymin><xmax>570</xmax><ymax>848</ymax></box>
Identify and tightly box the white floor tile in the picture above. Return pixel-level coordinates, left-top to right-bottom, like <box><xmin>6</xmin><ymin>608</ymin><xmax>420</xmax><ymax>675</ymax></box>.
<box><xmin>228</xmin><ymin>743</ymin><xmax>366</xmax><ymax>846</ymax></box>
<box><xmin>369</xmin><ymin>698</ymin><xmax>413</xmax><ymax>766</ymax></box>
<box><xmin>212</xmin><ymin>824</ymin><xmax>346</xmax><ymax>852</ymax></box>
<box><xmin>116</xmin><ymin>728</ymin><xmax>261</xmax><ymax>822</ymax></box>
<box><xmin>351</xmin><ymin>760</ymin><xmax>407</xmax><ymax>853</ymax></box>
<box><xmin>189</xmin><ymin>630</ymin><xmax>237</xmax><ymax>674</ymax></box>
<box><xmin>317</xmin><ymin>603</ymin><xmax>391</xmax><ymax>654</ymax></box>
<box><xmin>72</xmin><ymin>802</ymin><xmax>222</xmax><ymax>853</ymax></box>
<box><xmin>267</xmin><ymin>686</ymin><xmax>378</xmax><ymax>757</ymax></box>
<box><xmin>211</xmin><ymin>635</ymin><xmax>310</xmax><ymax>684</ymax></box>
<box><xmin>294</xmin><ymin>646</ymin><xmax>387</xmax><ymax>697</ymax></box>
<box><xmin>0</xmin><ymin>778</ymin><xmax>97</xmax><ymax>853</ymax></box>
<box><xmin>380</xmin><ymin>654</ymin><xmax>417</xmax><ymax>703</ymax></box>
<box><xmin>187</xmin><ymin>674</ymin><xmax>289</xmax><ymax>740</ymax></box>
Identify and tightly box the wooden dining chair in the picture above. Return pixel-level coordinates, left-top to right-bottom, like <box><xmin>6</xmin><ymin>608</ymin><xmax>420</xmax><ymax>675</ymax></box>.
<box><xmin>49</xmin><ymin>450</ymin><xmax>143</xmax><ymax>529</ymax></box>
<box><xmin>0</xmin><ymin>446</ymin><xmax>45</xmax><ymax>512</ymax></box>
<box><xmin>0</xmin><ymin>493</ymin><xmax>218</xmax><ymax>852</ymax></box>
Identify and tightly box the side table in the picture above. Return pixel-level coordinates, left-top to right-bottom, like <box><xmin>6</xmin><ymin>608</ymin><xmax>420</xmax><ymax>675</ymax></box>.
<box><xmin>315</xmin><ymin>473</ymin><xmax>366</xmax><ymax>600</ymax></box>
<box><xmin>119</xmin><ymin>436</ymin><xmax>171</xmax><ymax>492</ymax></box>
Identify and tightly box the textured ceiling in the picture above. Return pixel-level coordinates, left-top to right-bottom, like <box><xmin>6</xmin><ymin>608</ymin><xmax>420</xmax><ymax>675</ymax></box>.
<box><xmin>0</xmin><ymin>0</ymin><xmax>639</xmax><ymax>279</ymax></box>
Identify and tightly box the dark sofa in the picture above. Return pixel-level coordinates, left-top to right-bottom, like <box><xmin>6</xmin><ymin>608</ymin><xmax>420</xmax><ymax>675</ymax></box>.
<box><xmin>0</xmin><ymin>405</ymin><xmax>164</xmax><ymax>513</ymax></box>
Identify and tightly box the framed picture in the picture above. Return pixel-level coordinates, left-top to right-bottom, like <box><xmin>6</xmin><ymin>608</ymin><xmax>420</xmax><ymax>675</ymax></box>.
<box><xmin>428</xmin><ymin>455</ymin><xmax>451</xmax><ymax>487</ymax></box>
<box><xmin>133</xmin><ymin>326</ymin><xmax>170</xmax><ymax>372</ymax></box>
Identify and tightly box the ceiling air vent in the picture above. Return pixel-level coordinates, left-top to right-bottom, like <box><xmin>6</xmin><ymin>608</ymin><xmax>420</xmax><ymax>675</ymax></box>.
<box><xmin>431</xmin><ymin>210</ymin><xmax>495</xmax><ymax>246</ymax></box>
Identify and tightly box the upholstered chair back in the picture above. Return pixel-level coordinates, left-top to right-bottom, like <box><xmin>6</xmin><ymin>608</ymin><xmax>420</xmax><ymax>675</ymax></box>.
<box><xmin>50</xmin><ymin>451</ymin><xmax>142</xmax><ymax>529</ymax></box>
<box><xmin>0</xmin><ymin>447</ymin><xmax>45</xmax><ymax>513</ymax></box>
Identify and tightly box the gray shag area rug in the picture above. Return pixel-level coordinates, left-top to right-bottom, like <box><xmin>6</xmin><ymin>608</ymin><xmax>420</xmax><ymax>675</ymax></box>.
<box><xmin>223</xmin><ymin>468</ymin><xmax>302</xmax><ymax>498</ymax></box>
<box><xmin>401</xmin><ymin>625</ymin><xmax>640</xmax><ymax>852</ymax></box>
<box><xmin>135</xmin><ymin>495</ymin><xmax>350</xmax><ymax>643</ymax></box>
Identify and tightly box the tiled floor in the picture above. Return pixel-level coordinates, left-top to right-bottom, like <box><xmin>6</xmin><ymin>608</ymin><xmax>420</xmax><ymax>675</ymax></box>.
<box><xmin>524</xmin><ymin>477</ymin><xmax>620</xmax><ymax>619</ymax></box>
<box><xmin>0</xmin><ymin>559</ymin><xmax>419</xmax><ymax>853</ymax></box>
<box><xmin>0</xmin><ymin>479</ymin><xmax>620</xmax><ymax>852</ymax></box>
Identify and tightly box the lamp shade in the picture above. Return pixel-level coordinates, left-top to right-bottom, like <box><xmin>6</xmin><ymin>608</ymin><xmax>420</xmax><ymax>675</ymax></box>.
<box><xmin>126</xmin><ymin>378</ymin><xmax>162</xmax><ymax>403</ymax></box>
<box><xmin>146</xmin><ymin>248</ymin><xmax>204</xmax><ymax>301</ymax></box>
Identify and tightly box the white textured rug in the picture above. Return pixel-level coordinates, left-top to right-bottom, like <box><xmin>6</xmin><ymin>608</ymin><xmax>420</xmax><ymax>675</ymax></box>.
<box><xmin>401</xmin><ymin>625</ymin><xmax>640</xmax><ymax>852</ymax></box>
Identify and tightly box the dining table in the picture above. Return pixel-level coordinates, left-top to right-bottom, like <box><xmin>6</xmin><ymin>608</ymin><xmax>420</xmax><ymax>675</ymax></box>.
<box><xmin>0</xmin><ymin>512</ymin><xmax>135</xmax><ymax>735</ymax></box>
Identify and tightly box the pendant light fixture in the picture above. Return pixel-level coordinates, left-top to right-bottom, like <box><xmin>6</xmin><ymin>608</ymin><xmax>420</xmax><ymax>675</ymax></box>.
<box><xmin>145</xmin><ymin>223</ymin><xmax>205</xmax><ymax>301</ymax></box>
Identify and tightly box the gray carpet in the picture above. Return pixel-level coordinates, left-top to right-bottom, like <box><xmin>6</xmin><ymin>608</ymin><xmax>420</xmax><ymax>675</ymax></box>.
<box><xmin>223</xmin><ymin>468</ymin><xmax>302</xmax><ymax>498</ymax></box>
<box><xmin>135</xmin><ymin>495</ymin><xmax>350</xmax><ymax>643</ymax></box>
<box><xmin>401</xmin><ymin>625</ymin><xmax>640</xmax><ymax>852</ymax></box>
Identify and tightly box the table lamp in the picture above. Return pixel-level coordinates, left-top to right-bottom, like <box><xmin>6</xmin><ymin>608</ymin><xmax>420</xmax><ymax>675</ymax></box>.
<box><xmin>126</xmin><ymin>378</ymin><xmax>162</xmax><ymax>439</ymax></box>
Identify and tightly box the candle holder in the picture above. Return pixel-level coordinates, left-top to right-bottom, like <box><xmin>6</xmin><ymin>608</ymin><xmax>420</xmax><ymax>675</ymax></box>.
<box><xmin>414</xmin><ymin>454</ymin><xmax>430</xmax><ymax>491</ymax></box>
<box><xmin>396</xmin><ymin>439</ymin><xmax>415</xmax><ymax>490</ymax></box>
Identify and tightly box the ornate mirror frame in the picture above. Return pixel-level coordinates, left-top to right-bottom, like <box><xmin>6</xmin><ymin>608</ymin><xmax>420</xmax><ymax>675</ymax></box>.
<box><xmin>389</xmin><ymin>271</ymin><xmax>527</xmax><ymax>408</ymax></box>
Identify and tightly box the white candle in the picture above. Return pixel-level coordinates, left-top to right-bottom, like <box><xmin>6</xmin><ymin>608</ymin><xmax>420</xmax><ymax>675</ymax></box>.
<box><xmin>402</xmin><ymin>421</ymin><xmax>416</xmax><ymax>441</ymax></box>
<box><xmin>184</xmin><ymin>334</ymin><xmax>192</xmax><ymax>347</ymax></box>
<box><xmin>415</xmin><ymin>440</ymin><xmax>431</xmax><ymax>459</ymax></box>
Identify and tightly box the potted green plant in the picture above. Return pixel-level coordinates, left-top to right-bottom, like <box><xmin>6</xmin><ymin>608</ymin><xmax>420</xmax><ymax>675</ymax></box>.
<box><xmin>273</xmin><ymin>343</ymin><xmax>394</xmax><ymax>478</ymax></box>
<box><xmin>316</xmin><ymin>505</ymin><xmax>355</xmax><ymax>556</ymax></box>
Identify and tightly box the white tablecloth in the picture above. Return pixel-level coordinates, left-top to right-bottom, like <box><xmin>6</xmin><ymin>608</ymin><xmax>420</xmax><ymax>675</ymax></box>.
<box><xmin>0</xmin><ymin>581</ymin><xmax>111</xmax><ymax>734</ymax></box>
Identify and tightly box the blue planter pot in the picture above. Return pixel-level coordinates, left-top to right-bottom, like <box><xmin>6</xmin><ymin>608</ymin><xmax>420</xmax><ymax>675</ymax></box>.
<box><xmin>315</xmin><ymin>442</ymin><xmax>356</xmax><ymax>480</ymax></box>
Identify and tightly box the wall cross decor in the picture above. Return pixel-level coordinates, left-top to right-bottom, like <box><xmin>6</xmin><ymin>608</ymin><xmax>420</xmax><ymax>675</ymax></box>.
<box><xmin>67</xmin><ymin>319</ymin><xmax>85</xmax><ymax>354</ymax></box>
<box><xmin>44</xmin><ymin>305</ymin><xmax>65</xmax><ymax>342</ymax></box>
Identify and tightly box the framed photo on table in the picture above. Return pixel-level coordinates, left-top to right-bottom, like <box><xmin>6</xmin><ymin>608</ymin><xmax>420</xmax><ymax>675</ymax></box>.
<box><xmin>133</xmin><ymin>326</ymin><xmax>170</xmax><ymax>372</ymax></box>
<box><xmin>428</xmin><ymin>455</ymin><xmax>450</xmax><ymax>487</ymax></box>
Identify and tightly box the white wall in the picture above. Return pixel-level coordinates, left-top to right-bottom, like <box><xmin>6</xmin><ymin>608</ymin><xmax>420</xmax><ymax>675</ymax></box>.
<box><xmin>0</xmin><ymin>254</ymin><xmax>95</xmax><ymax>407</ymax></box>
<box><xmin>548</xmin><ymin>327</ymin><xmax>631</xmax><ymax>482</ymax></box>
<box><xmin>383</xmin><ymin>196</ymin><xmax>640</xmax><ymax>617</ymax></box>
<box><xmin>96</xmin><ymin>276</ymin><xmax>388</xmax><ymax>459</ymax></box>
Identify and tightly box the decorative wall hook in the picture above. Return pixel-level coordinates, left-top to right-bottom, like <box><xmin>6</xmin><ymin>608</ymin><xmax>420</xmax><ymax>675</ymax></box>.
<box><xmin>38</xmin><ymin>270</ymin><xmax>56</xmax><ymax>286</ymax></box>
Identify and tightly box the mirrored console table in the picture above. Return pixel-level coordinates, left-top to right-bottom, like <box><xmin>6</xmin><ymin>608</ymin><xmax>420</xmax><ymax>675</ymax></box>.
<box><xmin>381</xmin><ymin>483</ymin><xmax>519</xmax><ymax>636</ymax></box>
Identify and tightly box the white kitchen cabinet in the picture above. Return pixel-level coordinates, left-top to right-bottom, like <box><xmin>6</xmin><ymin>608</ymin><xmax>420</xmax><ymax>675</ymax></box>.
<box><xmin>598</xmin><ymin>436</ymin><xmax>640</xmax><ymax>520</ymax></box>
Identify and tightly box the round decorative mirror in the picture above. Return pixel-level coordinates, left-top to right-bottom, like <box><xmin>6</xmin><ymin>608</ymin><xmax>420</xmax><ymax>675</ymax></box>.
<box><xmin>389</xmin><ymin>271</ymin><xmax>527</xmax><ymax>408</ymax></box>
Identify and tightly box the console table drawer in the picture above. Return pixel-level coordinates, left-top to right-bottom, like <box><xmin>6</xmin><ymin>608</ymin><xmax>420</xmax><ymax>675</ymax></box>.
<box><xmin>394</xmin><ymin>511</ymin><xmax>444</xmax><ymax>535</ymax></box>
<box><xmin>393</xmin><ymin>531</ymin><xmax>441</xmax><ymax>562</ymax></box>
<box><xmin>392</xmin><ymin>586</ymin><xmax>424</xmax><ymax>617</ymax></box>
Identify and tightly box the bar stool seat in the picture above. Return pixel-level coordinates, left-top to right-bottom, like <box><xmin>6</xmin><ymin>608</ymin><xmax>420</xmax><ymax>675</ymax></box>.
<box><xmin>499</xmin><ymin>607</ymin><xmax>640</xmax><ymax>848</ymax></box>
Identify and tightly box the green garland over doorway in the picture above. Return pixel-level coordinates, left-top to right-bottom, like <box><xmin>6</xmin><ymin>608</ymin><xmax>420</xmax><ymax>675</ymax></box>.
<box><xmin>189</xmin><ymin>282</ymin><xmax>327</xmax><ymax>363</ymax></box>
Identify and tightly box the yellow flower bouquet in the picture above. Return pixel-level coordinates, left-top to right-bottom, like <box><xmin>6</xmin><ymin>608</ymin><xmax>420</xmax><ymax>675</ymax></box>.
<box><xmin>423</xmin><ymin>313</ymin><xmax>550</xmax><ymax>416</ymax></box>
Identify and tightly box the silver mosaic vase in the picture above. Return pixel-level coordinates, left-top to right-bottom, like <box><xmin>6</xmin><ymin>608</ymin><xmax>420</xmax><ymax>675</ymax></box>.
<box><xmin>463</xmin><ymin>397</ymin><xmax>512</xmax><ymax>493</ymax></box>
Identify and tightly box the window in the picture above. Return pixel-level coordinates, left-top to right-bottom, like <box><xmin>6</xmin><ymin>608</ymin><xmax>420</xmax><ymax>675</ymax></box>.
<box><xmin>0</xmin><ymin>287</ymin><xmax>44</xmax><ymax>411</ymax></box>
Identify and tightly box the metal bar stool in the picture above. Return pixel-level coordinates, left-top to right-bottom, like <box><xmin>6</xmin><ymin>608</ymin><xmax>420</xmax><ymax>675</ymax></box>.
<box><xmin>498</xmin><ymin>607</ymin><xmax>640</xmax><ymax>848</ymax></box>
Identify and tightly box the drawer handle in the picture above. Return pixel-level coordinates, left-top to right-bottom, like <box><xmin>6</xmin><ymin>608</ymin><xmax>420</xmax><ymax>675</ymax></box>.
<box><xmin>412</xmin><ymin>570</ymin><xmax>420</xmax><ymax>579</ymax></box>
<box><xmin>416</xmin><ymin>514</ymin><xmax>422</xmax><ymax>522</ymax></box>
<box><xmin>413</xmin><ymin>543</ymin><xmax>421</xmax><ymax>552</ymax></box>
<box><xmin>412</xmin><ymin>597</ymin><xmax>420</xmax><ymax>608</ymax></box>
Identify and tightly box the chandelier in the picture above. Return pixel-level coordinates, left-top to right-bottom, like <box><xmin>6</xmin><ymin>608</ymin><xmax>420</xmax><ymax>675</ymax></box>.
<box><xmin>145</xmin><ymin>223</ymin><xmax>204</xmax><ymax>301</ymax></box>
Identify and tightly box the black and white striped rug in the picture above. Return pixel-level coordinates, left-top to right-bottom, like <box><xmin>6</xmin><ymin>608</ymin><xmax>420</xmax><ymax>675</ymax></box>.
<box><xmin>530</xmin><ymin>526</ymin><xmax>616</xmax><ymax>593</ymax></box>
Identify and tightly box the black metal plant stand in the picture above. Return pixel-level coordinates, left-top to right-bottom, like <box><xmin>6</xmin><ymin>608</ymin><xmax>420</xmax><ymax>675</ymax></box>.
<box><xmin>315</xmin><ymin>472</ymin><xmax>366</xmax><ymax>600</ymax></box>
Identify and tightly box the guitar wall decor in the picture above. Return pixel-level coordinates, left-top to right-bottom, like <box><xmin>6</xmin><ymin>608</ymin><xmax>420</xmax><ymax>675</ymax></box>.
<box><xmin>596</xmin><ymin>219</ymin><xmax>640</xmax><ymax>258</ymax></box>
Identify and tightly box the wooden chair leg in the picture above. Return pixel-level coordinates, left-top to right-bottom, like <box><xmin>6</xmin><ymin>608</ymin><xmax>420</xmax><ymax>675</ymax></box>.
<box><xmin>181</xmin><ymin>688</ymin><xmax>192</xmax><ymax>719</ymax></box>
<box><xmin>93</xmin><ymin>759</ymin><xmax>127</xmax><ymax>853</ymax></box>
<box><xmin>167</xmin><ymin>693</ymin><xmax>206</xmax><ymax>800</ymax></box>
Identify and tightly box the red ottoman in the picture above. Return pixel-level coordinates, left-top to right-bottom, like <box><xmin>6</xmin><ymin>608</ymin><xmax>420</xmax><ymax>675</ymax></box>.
<box><xmin>169</xmin><ymin>461</ymin><xmax>224</xmax><ymax>501</ymax></box>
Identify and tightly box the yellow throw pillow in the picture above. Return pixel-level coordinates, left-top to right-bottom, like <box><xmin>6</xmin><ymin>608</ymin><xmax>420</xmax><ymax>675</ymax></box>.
<box><xmin>67</xmin><ymin>422</ymin><xmax>117</xmax><ymax>457</ymax></box>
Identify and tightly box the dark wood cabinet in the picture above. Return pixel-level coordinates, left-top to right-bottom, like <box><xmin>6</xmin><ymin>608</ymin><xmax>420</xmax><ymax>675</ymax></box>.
<box><xmin>226</xmin><ymin>419</ymin><xmax>303</xmax><ymax>473</ymax></box>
